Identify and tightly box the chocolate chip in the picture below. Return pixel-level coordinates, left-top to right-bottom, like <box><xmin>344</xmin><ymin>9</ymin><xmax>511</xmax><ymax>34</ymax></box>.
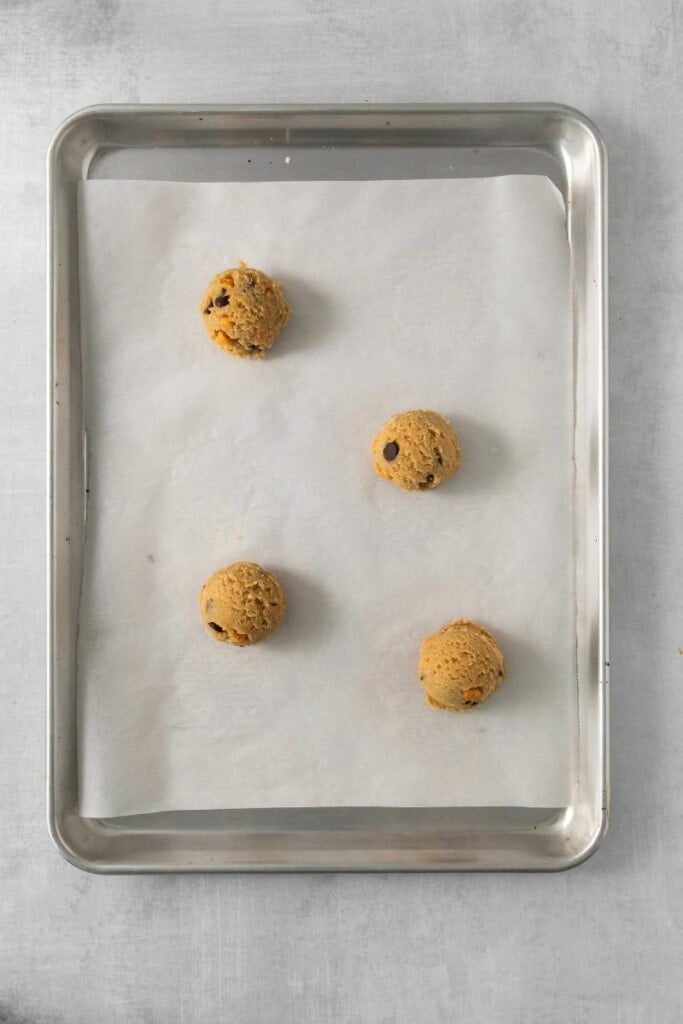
<box><xmin>383</xmin><ymin>441</ymin><xmax>399</xmax><ymax>461</ymax></box>
<box><xmin>208</xmin><ymin>621</ymin><xmax>225</xmax><ymax>633</ymax></box>
<box><xmin>434</xmin><ymin>449</ymin><xmax>443</xmax><ymax>465</ymax></box>
<box><xmin>203</xmin><ymin>303</ymin><xmax>213</xmax><ymax>315</ymax></box>
<box><xmin>214</xmin><ymin>290</ymin><xmax>229</xmax><ymax>307</ymax></box>
<box><xmin>418</xmin><ymin>474</ymin><xmax>435</xmax><ymax>489</ymax></box>
<box><xmin>247</xmin><ymin>344</ymin><xmax>262</xmax><ymax>352</ymax></box>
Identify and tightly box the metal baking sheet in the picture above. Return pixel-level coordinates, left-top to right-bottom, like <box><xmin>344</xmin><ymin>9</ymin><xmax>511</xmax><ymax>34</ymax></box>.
<box><xmin>47</xmin><ymin>104</ymin><xmax>608</xmax><ymax>871</ymax></box>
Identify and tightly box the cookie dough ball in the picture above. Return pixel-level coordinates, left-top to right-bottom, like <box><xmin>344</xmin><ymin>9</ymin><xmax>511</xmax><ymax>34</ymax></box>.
<box><xmin>199</xmin><ymin>562</ymin><xmax>285</xmax><ymax>645</ymax></box>
<box><xmin>199</xmin><ymin>262</ymin><xmax>291</xmax><ymax>359</ymax></box>
<box><xmin>418</xmin><ymin>619</ymin><xmax>506</xmax><ymax>711</ymax></box>
<box><xmin>371</xmin><ymin>410</ymin><xmax>461</xmax><ymax>491</ymax></box>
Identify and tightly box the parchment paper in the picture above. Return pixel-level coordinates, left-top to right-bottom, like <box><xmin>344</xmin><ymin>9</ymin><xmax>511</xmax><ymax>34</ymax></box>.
<box><xmin>77</xmin><ymin>176</ymin><xmax>575</xmax><ymax>817</ymax></box>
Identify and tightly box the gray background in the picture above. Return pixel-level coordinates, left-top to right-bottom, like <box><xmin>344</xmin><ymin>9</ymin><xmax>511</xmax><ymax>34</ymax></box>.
<box><xmin>1</xmin><ymin>1</ymin><xmax>681</xmax><ymax>1021</ymax></box>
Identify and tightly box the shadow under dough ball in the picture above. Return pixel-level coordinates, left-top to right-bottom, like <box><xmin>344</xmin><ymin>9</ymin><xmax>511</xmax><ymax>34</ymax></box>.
<box><xmin>418</xmin><ymin>619</ymin><xmax>506</xmax><ymax>711</ymax></box>
<box><xmin>199</xmin><ymin>562</ymin><xmax>286</xmax><ymax>646</ymax></box>
<box><xmin>371</xmin><ymin>410</ymin><xmax>461</xmax><ymax>491</ymax></box>
<box><xmin>199</xmin><ymin>261</ymin><xmax>291</xmax><ymax>359</ymax></box>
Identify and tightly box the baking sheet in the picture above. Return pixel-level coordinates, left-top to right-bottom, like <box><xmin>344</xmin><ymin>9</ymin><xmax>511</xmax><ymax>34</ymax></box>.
<box><xmin>77</xmin><ymin>176</ymin><xmax>575</xmax><ymax>817</ymax></box>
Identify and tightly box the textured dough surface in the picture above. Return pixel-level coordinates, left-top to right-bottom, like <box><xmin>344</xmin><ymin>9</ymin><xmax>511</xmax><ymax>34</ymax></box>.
<box><xmin>199</xmin><ymin>262</ymin><xmax>291</xmax><ymax>359</ymax></box>
<box><xmin>371</xmin><ymin>410</ymin><xmax>461</xmax><ymax>491</ymax></box>
<box><xmin>418</xmin><ymin>618</ymin><xmax>506</xmax><ymax>711</ymax></box>
<box><xmin>199</xmin><ymin>562</ymin><xmax>285</xmax><ymax>645</ymax></box>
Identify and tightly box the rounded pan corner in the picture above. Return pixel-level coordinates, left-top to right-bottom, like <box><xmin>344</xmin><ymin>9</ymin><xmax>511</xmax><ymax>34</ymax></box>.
<box><xmin>47</xmin><ymin>104</ymin><xmax>118</xmax><ymax>180</ymax></box>
<box><xmin>554</xmin><ymin>803</ymin><xmax>610</xmax><ymax>872</ymax></box>
<box><xmin>47</xmin><ymin>804</ymin><xmax>109</xmax><ymax>875</ymax></box>
<box><xmin>541</xmin><ymin>102</ymin><xmax>607</xmax><ymax>170</ymax></box>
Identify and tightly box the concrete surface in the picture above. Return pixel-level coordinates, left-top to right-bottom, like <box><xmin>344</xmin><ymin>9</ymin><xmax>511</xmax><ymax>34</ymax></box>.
<box><xmin>1</xmin><ymin>1</ymin><xmax>682</xmax><ymax>1021</ymax></box>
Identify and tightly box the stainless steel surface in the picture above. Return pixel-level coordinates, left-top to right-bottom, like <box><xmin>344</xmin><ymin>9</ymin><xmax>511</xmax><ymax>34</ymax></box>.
<box><xmin>48</xmin><ymin>103</ymin><xmax>608</xmax><ymax>872</ymax></box>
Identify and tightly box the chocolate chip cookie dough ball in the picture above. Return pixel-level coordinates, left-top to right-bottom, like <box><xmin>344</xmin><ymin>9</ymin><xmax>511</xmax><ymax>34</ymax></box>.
<box><xmin>371</xmin><ymin>410</ymin><xmax>461</xmax><ymax>491</ymax></box>
<box><xmin>199</xmin><ymin>562</ymin><xmax>285</xmax><ymax>645</ymax></box>
<box><xmin>200</xmin><ymin>262</ymin><xmax>291</xmax><ymax>359</ymax></box>
<box><xmin>418</xmin><ymin>619</ymin><xmax>506</xmax><ymax>711</ymax></box>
